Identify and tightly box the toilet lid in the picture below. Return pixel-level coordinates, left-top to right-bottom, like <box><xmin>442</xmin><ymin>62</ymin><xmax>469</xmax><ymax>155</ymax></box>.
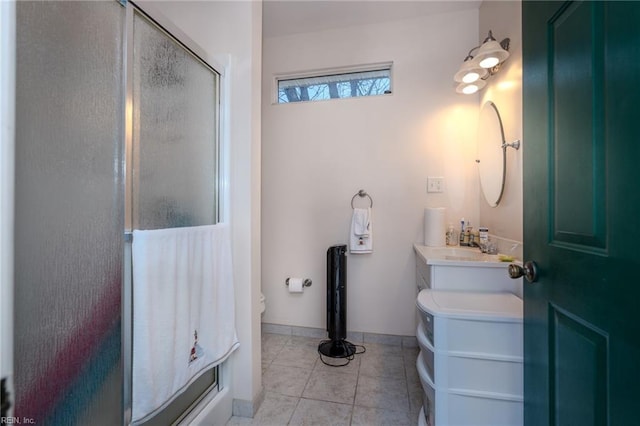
<box><xmin>417</xmin><ymin>289</ymin><xmax>522</xmax><ymax>322</ymax></box>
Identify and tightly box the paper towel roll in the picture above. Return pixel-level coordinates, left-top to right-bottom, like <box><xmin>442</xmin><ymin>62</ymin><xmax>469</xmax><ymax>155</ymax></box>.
<box><xmin>424</xmin><ymin>207</ymin><xmax>446</xmax><ymax>247</ymax></box>
<box><xmin>287</xmin><ymin>277</ymin><xmax>304</xmax><ymax>293</ymax></box>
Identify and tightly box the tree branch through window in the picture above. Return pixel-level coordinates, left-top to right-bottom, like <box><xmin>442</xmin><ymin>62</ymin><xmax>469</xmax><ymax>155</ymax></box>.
<box><xmin>277</xmin><ymin>66</ymin><xmax>392</xmax><ymax>104</ymax></box>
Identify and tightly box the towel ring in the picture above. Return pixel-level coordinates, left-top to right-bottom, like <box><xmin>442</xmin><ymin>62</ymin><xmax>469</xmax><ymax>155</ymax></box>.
<box><xmin>351</xmin><ymin>189</ymin><xmax>373</xmax><ymax>209</ymax></box>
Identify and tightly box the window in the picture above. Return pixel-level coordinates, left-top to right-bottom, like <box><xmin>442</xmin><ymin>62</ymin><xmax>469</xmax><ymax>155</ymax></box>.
<box><xmin>277</xmin><ymin>64</ymin><xmax>392</xmax><ymax>104</ymax></box>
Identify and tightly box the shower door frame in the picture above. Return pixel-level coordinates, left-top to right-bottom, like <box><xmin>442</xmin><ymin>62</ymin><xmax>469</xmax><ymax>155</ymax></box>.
<box><xmin>122</xmin><ymin>1</ymin><xmax>227</xmax><ymax>424</ymax></box>
<box><xmin>0</xmin><ymin>0</ymin><xmax>15</xmax><ymax>417</ymax></box>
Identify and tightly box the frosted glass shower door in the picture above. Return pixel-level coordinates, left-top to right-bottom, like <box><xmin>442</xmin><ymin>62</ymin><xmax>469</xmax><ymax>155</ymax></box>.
<box><xmin>14</xmin><ymin>2</ymin><xmax>125</xmax><ymax>425</ymax></box>
<box><xmin>129</xmin><ymin>8</ymin><xmax>221</xmax><ymax>424</ymax></box>
<box><xmin>131</xmin><ymin>10</ymin><xmax>219</xmax><ymax>231</ymax></box>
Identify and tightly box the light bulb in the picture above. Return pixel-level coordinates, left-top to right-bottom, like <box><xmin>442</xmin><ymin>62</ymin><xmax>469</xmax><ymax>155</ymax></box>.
<box><xmin>462</xmin><ymin>72</ymin><xmax>480</xmax><ymax>83</ymax></box>
<box><xmin>479</xmin><ymin>56</ymin><xmax>500</xmax><ymax>69</ymax></box>
<box><xmin>462</xmin><ymin>84</ymin><xmax>479</xmax><ymax>95</ymax></box>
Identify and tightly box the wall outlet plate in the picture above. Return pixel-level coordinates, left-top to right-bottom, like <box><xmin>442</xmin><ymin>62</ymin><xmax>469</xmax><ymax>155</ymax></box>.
<box><xmin>427</xmin><ymin>177</ymin><xmax>445</xmax><ymax>193</ymax></box>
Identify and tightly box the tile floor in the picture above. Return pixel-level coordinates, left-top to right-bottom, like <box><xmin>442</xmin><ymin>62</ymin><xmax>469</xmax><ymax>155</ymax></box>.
<box><xmin>226</xmin><ymin>333</ymin><xmax>422</xmax><ymax>426</ymax></box>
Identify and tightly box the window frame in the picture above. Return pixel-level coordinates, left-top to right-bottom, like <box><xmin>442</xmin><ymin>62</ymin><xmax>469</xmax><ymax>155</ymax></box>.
<box><xmin>273</xmin><ymin>62</ymin><xmax>393</xmax><ymax>105</ymax></box>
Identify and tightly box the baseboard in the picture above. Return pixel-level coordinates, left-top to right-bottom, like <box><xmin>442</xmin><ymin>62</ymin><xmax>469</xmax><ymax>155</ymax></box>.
<box><xmin>261</xmin><ymin>322</ymin><xmax>417</xmax><ymax>349</ymax></box>
<box><xmin>232</xmin><ymin>387</ymin><xmax>265</xmax><ymax>418</ymax></box>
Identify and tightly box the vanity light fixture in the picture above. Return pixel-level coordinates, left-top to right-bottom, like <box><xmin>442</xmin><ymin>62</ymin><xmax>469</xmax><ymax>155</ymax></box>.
<box><xmin>454</xmin><ymin>30</ymin><xmax>510</xmax><ymax>95</ymax></box>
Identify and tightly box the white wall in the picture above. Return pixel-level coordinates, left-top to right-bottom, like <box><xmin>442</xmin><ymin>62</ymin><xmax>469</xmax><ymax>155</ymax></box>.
<box><xmin>262</xmin><ymin>8</ymin><xmax>481</xmax><ymax>336</ymax></box>
<box><xmin>479</xmin><ymin>1</ymin><xmax>523</xmax><ymax>243</ymax></box>
<box><xmin>138</xmin><ymin>0</ymin><xmax>263</xmax><ymax>418</ymax></box>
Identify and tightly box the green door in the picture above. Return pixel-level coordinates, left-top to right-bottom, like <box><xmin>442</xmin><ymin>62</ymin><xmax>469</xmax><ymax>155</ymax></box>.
<box><xmin>522</xmin><ymin>1</ymin><xmax>640</xmax><ymax>425</ymax></box>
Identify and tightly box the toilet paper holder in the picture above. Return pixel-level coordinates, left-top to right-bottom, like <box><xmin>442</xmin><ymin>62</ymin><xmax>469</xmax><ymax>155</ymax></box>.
<box><xmin>285</xmin><ymin>278</ymin><xmax>312</xmax><ymax>287</ymax></box>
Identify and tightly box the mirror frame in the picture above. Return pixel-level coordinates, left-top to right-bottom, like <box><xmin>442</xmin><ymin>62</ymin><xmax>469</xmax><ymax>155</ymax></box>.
<box><xmin>477</xmin><ymin>101</ymin><xmax>507</xmax><ymax>207</ymax></box>
<box><xmin>476</xmin><ymin>101</ymin><xmax>521</xmax><ymax>207</ymax></box>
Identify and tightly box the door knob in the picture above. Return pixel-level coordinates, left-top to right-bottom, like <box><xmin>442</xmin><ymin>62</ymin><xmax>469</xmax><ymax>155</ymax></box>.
<box><xmin>508</xmin><ymin>261</ymin><xmax>538</xmax><ymax>283</ymax></box>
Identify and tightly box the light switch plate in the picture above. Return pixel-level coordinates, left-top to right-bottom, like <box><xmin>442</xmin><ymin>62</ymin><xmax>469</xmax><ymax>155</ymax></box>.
<box><xmin>427</xmin><ymin>177</ymin><xmax>444</xmax><ymax>193</ymax></box>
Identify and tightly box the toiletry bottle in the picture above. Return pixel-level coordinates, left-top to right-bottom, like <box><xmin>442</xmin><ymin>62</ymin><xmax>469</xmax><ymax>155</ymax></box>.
<box><xmin>479</xmin><ymin>227</ymin><xmax>489</xmax><ymax>244</ymax></box>
<box><xmin>463</xmin><ymin>225</ymin><xmax>471</xmax><ymax>246</ymax></box>
<box><xmin>446</xmin><ymin>224</ymin><xmax>458</xmax><ymax>246</ymax></box>
<box><xmin>459</xmin><ymin>219</ymin><xmax>465</xmax><ymax>246</ymax></box>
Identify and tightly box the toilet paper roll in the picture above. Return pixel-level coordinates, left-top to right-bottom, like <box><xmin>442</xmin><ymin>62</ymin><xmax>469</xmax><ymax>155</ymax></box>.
<box><xmin>424</xmin><ymin>207</ymin><xmax>446</xmax><ymax>247</ymax></box>
<box><xmin>288</xmin><ymin>277</ymin><xmax>304</xmax><ymax>293</ymax></box>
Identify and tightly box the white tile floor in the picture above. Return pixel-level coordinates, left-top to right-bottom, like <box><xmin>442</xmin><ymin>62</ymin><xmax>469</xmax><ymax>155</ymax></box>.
<box><xmin>226</xmin><ymin>333</ymin><xmax>422</xmax><ymax>426</ymax></box>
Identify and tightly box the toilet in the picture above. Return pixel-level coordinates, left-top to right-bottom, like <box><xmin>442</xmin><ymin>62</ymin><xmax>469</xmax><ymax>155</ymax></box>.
<box><xmin>260</xmin><ymin>292</ymin><xmax>266</xmax><ymax>315</ymax></box>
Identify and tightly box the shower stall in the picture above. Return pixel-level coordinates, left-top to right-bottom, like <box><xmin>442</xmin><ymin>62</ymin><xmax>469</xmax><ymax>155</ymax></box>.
<box><xmin>13</xmin><ymin>1</ymin><xmax>223</xmax><ymax>424</ymax></box>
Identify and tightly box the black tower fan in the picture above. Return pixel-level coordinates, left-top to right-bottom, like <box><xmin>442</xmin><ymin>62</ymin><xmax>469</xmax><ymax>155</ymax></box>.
<box><xmin>318</xmin><ymin>244</ymin><xmax>356</xmax><ymax>358</ymax></box>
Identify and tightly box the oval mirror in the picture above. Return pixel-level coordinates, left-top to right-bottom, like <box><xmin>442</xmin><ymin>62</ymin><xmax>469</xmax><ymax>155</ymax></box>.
<box><xmin>476</xmin><ymin>101</ymin><xmax>506</xmax><ymax>207</ymax></box>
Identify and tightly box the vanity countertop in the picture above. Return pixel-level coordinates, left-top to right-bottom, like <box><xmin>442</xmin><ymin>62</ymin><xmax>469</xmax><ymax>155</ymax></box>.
<box><xmin>413</xmin><ymin>244</ymin><xmax>516</xmax><ymax>268</ymax></box>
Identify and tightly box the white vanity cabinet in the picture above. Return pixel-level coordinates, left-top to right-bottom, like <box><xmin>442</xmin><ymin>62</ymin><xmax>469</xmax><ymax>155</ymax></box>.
<box><xmin>416</xmin><ymin>290</ymin><xmax>523</xmax><ymax>426</ymax></box>
<box><xmin>414</xmin><ymin>244</ymin><xmax>522</xmax><ymax>297</ymax></box>
<box><xmin>412</xmin><ymin>245</ymin><xmax>524</xmax><ymax>425</ymax></box>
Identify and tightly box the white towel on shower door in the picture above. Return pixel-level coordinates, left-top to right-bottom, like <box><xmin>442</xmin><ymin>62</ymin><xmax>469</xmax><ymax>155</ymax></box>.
<box><xmin>131</xmin><ymin>223</ymin><xmax>239</xmax><ymax>425</ymax></box>
<box><xmin>350</xmin><ymin>207</ymin><xmax>373</xmax><ymax>254</ymax></box>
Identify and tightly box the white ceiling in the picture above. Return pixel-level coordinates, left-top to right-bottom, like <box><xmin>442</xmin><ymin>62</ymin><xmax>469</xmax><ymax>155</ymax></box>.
<box><xmin>263</xmin><ymin>0</ymin><xmax>481</xmax><ymax>38</ymax></box>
